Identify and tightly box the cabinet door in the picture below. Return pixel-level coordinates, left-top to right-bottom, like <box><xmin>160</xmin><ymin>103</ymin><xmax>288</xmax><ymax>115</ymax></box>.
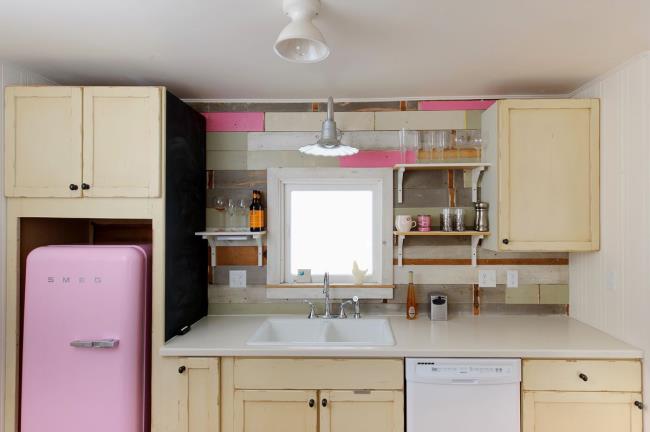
<box><xmin>4</xmin><ymin>86</ymin><xmax>82</xmax><ymax>197</ymax></box>
<box><xmin>498</xmin><ymin>99</ymin><xmax>599</xmax><ymax>251</ymax></box>
<box><xmin>522</xmin><ymin>391</ymin><xmax>642</xmax><ymax>432</ymax></box>
<box><xmin>234</xmin><ymin>390</ymin><xmax>318</xmax><ymax>432</ymax></box>
<box><xmin>82</xmin><ymin>86</ymin><xmax>162</xmax><ymax>197</ymax></box>
<box><xmin>177</xmin><ymin>358</ymin><xmax>220</xmax><ymax>432</ymax></box>
<box><xmin>319</xmin><ymin>390</ymin><xmax>403</xmax><ymax>432</ymax></box>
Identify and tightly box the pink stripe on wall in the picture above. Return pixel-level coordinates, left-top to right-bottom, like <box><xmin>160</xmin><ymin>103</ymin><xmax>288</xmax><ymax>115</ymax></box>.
<box><xmin>339</xmin><ymin>150</ymin><xmax>416</xmax><ymax>168</ymax></box>
<box><xmin>418</xmin><ymin>100</ymin><xmax>496</xmax><ymax>111</ymax></box>
<box><xmin>202</xmin><ymin>112</ymin><xmax>264</xmax><ymax>132</ymax></box>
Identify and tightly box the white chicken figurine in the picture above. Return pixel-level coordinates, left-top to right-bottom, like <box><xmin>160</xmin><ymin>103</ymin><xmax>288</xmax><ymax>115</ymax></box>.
<box><xmin>352</xmin><ymin>260</ymin><xmax>368</xmax><ymax>285</ymax></box>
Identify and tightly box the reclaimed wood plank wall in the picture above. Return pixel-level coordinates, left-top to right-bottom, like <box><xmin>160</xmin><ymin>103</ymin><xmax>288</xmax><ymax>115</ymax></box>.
<box><xmin>189</xmin><ymin>99</ymin><xmax>569</xmax><ymax>314</ymax></box>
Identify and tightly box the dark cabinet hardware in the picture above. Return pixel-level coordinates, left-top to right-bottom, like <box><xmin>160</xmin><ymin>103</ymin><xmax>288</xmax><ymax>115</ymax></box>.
<box><xmin>69</xmin><ymin>184</ymin><xmax>79</xmax><ymax>191</ymax></box>
<box><xmin>178</xmin><ymin>366</ymin><xmax>186</xmax><ymax>374</ymax></box>
<box><xmin>321</xmin><ymin>398</ymin><xmax>328</xmax><ymax>407</ymax></box>
<box><xmin>502</xmin><ymin>239</ymin><xmax>509</xmax><ymax>245</ymax></box>
<box><xmin>578</xmin><ymin>373</ymin><xmax>588</xmax><ymax>382</ymax></box>
<box><xmin>308</xmin><ymin>399</ymin><xmax>315</xmax><ymax>408</ymax></box>
<box><xmin>634</xmin><ymin>401</ymin><xmax>644</xmax><ymax>410</ymax></box>
<box><xmin>81</xmin><ymin>183</ymin><xmax>90</xmax><ymax>190</ymax></box>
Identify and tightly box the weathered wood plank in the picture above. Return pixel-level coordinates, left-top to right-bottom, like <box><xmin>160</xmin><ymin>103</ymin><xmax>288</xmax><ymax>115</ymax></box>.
<box><xmin>375</xmin><ymin>111</ymin><xmax>466</xmax><ymax>130</ymax></box>
<box><xmin>265</xmin><ymin>112</ymin><xmax>374</xmax><ymax>131</ymax></box>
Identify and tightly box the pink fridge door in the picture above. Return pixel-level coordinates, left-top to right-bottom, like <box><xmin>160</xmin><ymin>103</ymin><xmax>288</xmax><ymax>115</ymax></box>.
<box><xmin>21</xmin><ymin>246</ymin><xmax>149</xmax><ymax>432</ymax></box>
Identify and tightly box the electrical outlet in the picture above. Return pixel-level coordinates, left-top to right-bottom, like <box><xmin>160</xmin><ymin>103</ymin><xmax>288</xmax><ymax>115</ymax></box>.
<box><xmin>229</xmin><ymin>270</ymin><xmax>247</xmax><ymax>288</ymax></box>
<box><xmin>506</xmin><ymin>270</ymin><xmax>519</xmax><ymax>288</ymax></box>
<box><xmin>478</xmin><ymin>270</ymin><xmax>497</xmax><ymax>288</ymax></box>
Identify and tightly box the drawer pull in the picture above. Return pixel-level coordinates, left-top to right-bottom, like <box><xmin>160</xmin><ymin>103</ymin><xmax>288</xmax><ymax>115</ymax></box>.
<box><xmin>178</xmin><ymin>366</ymin><xmax>186</xmax><ymax>374</ymax></box>
<box><xmin>321</xmin><ymin>398</ymin><xmax>328</xmax><ymax>408</ymax></box>
<box><xmin>308</xmin><ymin>399</ymin><xmax>315</xmax><ymax>408</ymax></box>
<box><xmin>69</xmin><ymin>184</ymin><xmax>79</xmax><ymax>191</ymax></box>
<box><xmin>578</xmin><ymin>373</ymin><xmax>588</xmax><ymax>382</ymax></box>
<box><xmin>634</xmin><ymin>401</ymin><xmax>644</xmax><ymax>410</ymax></box>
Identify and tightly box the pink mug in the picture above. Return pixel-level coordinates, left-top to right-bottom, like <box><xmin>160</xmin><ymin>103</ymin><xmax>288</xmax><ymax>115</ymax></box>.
<box><xmin>417</xmin><ymin>214</ymin><xmax>432</xmax><ymax>232</ymax></box>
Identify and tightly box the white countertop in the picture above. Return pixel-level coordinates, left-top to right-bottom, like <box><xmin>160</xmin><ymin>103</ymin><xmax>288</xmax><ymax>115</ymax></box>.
<box><xmin>160</xmin><ymin>314</ymin><xmax>643</xmax><ymax>359</ymax></box>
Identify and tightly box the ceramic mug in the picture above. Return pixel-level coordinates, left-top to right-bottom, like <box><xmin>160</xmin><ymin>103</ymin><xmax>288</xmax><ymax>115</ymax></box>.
<box><xmin>417</xmin><ymin>214</ymin><xmax>432</xmax><ymax>232</ymax></box>
<box><xmin>395</xmin><ymin>215</ymin><xmax>417</xmax><ymax>232</ymax></box>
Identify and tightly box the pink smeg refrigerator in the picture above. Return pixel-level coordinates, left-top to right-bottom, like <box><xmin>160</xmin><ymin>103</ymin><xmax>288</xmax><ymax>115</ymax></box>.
<box><xmin>21</xmin><ymin>245</ymin><xmax>151</xmax><ymax>432</ymax></box>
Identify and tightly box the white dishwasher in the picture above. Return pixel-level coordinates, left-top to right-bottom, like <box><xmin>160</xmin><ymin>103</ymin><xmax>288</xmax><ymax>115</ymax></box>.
<box><xmin>406</xmin><ymin>358</ymin><xmax>521</xmax><ymax>432</ymax></box>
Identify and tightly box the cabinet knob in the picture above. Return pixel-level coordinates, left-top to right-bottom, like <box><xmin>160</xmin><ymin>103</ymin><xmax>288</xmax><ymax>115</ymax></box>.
<box><xmin>308</xmin><ymin>399</ymin><xmax>315</xmax><ymax>408</ymax></box>
<box><xmin>321</xmin><ymin>398</ymin><xmax>328</xmax><ymax>407</ymax></box>
<box><xmin>634</xmin><ymin>401</ymin><xmax>644</xmax><ymax>410</ymax></box>
<box><xmin>178</xmin><ymin>366</ymin><xmax>186</xmax><ymax>374</ymax></box>
<box><xmin>578</xmin><ymin>373</ymin><xmax>588</xmax><ymax>382</ymax></box>
<box><xmin>69</xmin><ymin>184</ymin><xmax>79</xmax><ymax>191</ymax></box>
<box><xmin>81</xmin><ymin>183</ymin><xmax>90</xmax><ymax>190</ymax></box>
<box><xmin>502</xmin><ymin>239</ymin><xmax>509</xmax><ymax>245</ymax></box>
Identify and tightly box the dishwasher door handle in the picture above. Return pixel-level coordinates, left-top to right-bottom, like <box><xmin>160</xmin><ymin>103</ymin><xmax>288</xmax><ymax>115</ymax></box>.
<box><xmin>450</xmin><ymin>379</ymin><xmax>480</xmax><ymax>384</ymax></box>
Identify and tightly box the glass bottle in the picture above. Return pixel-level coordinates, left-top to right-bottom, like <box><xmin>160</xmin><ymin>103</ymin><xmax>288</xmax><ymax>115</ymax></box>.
<box><xmin>406</xmin><ymin>271</ymin><xmax>417</xmax><ymax>320</ymax></box>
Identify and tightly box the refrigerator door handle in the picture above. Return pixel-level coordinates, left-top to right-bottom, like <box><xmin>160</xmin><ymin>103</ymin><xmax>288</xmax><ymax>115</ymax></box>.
<box><xmin>70</xmin><ymin>339</ymin><xmax>120</xmax><ymax>349</ymax></box>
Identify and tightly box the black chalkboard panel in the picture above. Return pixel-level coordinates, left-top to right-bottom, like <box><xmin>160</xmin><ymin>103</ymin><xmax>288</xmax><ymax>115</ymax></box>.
<box><xmin>165</xmin><ymin>92</ymin><xmax>207</xmax><ymax>341</ymax></box>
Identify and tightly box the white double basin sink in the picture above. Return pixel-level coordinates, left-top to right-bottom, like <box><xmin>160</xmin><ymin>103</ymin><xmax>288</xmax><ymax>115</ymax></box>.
<box><xmin>247</xmin><ymin>318</ymin><xmax>395</xmax><ymax>346</ymax></box>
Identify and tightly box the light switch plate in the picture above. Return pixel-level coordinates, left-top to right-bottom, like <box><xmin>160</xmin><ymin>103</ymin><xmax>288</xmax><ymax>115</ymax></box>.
<box><xmin>478</xmin><ymin>270</ymin><xmax>497</xmax><ymax>287</ymax></box>
<box><xmin>506</xmin><ymin>270</ymin><xmax>519</xmax><ymax>288</ymax></box>
<box><xmin>229</xmin><ymin>270</ymin><xmax>247</xmax><ymax>288</ymax></box>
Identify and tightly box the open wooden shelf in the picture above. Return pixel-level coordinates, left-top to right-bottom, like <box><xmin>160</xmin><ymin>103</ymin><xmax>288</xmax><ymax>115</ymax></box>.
<box><xmin>393</xmin><ymin>162</ymin><xmax>491</xmax><ymax>171</ymax></box>
<box><xmin>393</xmin><ymin>230</ymin><xmax>489</xmax><ymax>267</ymax></box>
<box><xmin>196</xmin><ymin>231</ymin><xmax>266</xmax><ymax>267</ymax></box>
<box><xmin>394</xmin><ymin>230</ymin><xmax>490</xmax><ymax>236</ymax></box>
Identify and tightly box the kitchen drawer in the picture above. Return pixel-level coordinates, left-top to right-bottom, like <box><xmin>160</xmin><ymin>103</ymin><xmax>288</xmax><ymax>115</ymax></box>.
<box><xmin>233</xmin><ymin>358</ymin><xmax>403</xmax><ymax>390</ymax></box>
<box><xmin>523</xmin><ymin>359</ymin><xmax>641</xmax><ymax>392</ymax></box>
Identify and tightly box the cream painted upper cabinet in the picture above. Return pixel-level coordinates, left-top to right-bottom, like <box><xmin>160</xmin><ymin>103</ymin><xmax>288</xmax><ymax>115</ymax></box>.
<box><xmin>4</xmin><ymin>87</ymin><xmax>83</xmax><ymax>197</ymax></box>
<box><xmin>82</xmin><ymin>87</ymin><xmax>162</xmax><ymax>197</ymax></box>
<box><xmin>4</xmin><ymin>86</ymin><xmax>162</xmax><ymax>198</ymax></box>
<box><xmin>481</xmin><ymin>99</ymin><xmax>600</xmax><ymax>251</ymax></box>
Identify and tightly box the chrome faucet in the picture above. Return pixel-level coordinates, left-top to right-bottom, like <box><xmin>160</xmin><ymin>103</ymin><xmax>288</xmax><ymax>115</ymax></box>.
<box><xmin>322</xmin><ymin>272</ymin><xmax>334</xmax><ymax>319</ymax></box>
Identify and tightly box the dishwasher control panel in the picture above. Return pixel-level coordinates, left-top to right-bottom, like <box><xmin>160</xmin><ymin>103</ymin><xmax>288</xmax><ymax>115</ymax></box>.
<box><xmin>406</xmin><ymin>358</ymin><xmax>521</xmax><ymax>384</ymax></box>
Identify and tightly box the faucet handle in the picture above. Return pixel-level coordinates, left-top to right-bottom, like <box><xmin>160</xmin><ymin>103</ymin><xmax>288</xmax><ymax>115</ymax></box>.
<box><xmin>304</xmin><ymin>299</ymin><xmax>318</xmax><ymax>319</ymax></box>
<box><xmin>352</xmin><ymin>296</ymin><xmax>361</xmax><ymax>319</ymax></box>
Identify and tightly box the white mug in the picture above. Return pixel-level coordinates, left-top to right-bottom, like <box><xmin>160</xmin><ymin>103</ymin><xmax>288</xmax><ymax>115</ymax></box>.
<box><xmin>395</xmin><ymin>215</ymin><xmax>416</xmax><ymax>232</ymax></box>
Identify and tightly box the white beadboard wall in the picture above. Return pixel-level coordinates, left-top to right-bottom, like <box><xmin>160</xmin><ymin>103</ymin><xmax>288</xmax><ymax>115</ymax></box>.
<box><xmin>0</xmin><ymin>62</ymin><xmax>54</xmax><ymax>432</ymax></box>
<box><xmin>570</xmin><ymin>51</ymin><xmax>650</xmax><ymax>428</ymax></box>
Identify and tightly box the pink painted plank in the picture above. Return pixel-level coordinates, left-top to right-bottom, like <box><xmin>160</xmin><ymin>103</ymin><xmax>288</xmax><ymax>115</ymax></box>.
<box><xmin>202</xmin><ymin>112</ymin><xmax>264</xmax><ymax>132</ymax></box>
<box><xmin>418</xmin><ymin>100</ymin><xmax>496</xmax><ymax>111</ymax></box>
<box><xmin>339</xmin><ymin>150</ymin><xmax>417</xmax><ymax>168</ymax></box>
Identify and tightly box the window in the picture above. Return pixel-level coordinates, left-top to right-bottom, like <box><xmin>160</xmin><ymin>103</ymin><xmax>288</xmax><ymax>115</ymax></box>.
<box><xmin>267</xmin><ymin>168</ymin><xmax>393</xmax><ymax>286</ymax></box>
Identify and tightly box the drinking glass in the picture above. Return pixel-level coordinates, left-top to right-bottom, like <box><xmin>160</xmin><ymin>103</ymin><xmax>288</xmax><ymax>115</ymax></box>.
<box><xmin>399</xmin><ymin>129</ymin><xmax>420</xmax><ymax>164</ymax></box>
<box><xmin>225</xmin><ymin>198</ymin><xmax>236</xmax><ymax>231</ymax></box>
<box><xmin>213</xmin><ymin>196</ymin><xmax>226</xmax><ymax>230</ymax></box>
<box><xmin>455</xmin><ymin>130</ymin><xmax>482</xmax><ymax>159</ymax></box>
<box><xmin>432</xmin><ymin>130</ymin><xmax>451</xmax><ymax>160</ymax></box>
<box><xmin>236</xmin><ymin>199</ymin><xmax>248</xmax><ymax>230</ymax></box>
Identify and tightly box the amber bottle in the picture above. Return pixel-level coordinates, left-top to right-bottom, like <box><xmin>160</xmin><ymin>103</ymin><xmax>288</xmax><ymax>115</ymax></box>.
<box><xmin>406</xmin><ymin>271</ymin><xmax>417</xmax><ymax>319</ymax></box>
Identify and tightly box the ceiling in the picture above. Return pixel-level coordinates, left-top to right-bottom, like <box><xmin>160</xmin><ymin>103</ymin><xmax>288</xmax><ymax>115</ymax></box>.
<box><xmin>0</xmin><ymin>0</ymin><xmax>648</xmax><ymax>100</ymax></box>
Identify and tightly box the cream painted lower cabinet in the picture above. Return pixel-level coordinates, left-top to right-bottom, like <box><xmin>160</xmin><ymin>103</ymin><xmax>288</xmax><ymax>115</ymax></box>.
<box><xmin>522</xmin><ymin>360</ymin><xmax>643</xmax><ymax>432</ymax></box>
<box><xmin>223</xmin><ymin>358</ymin><xmax>404</xmax><ymax>432</ymax></box>
<box><xmin>175</xmin><ymin>358</ymin><xmax>221</xmax><ymax>432</ymax></box>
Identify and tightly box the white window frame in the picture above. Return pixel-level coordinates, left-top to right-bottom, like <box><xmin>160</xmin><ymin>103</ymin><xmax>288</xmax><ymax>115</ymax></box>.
<box><xmin>267</xmin><ymin>168</ymin><xmax>393</xmax><ymax>289</ymax></box>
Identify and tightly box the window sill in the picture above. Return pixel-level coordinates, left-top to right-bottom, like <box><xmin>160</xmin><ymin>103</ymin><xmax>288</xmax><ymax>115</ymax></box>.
<box><xmin>266</xmin><ymin>283</ymin><xmax>395</xmax><ymax>289</ymax></box>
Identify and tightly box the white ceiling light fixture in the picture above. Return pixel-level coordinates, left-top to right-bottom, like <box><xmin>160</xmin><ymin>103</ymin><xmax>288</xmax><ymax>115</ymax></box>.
<box><xmin>274</xmin><ymin>0</ymin><xmax>330</xmax><ymax>63</ymax></box>
<box><xmin>299</xmin><ymin>97</ymin><xmax>359</xmax><ymax>157</ymax></box>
